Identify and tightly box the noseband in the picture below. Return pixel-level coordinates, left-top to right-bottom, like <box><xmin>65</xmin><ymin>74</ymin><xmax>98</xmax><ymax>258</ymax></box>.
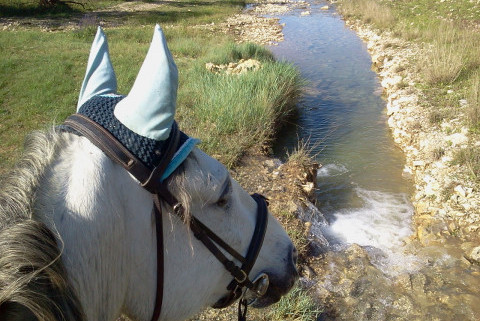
<box><xmin>63</xmin><ymin>114</ymin><xmax>269</xmax><ymax>321</ymax></box>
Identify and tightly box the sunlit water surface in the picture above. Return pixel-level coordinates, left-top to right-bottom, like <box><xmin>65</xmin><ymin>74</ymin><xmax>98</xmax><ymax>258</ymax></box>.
<box><xmin>267</xmin><ymin>3</ymin><xmax>480</xmax><ymax>319</ymax></box>
<box><xmin>269</xmin><ymin>1</ymin><xmax>417</xmax><ymax>274</ymax></box>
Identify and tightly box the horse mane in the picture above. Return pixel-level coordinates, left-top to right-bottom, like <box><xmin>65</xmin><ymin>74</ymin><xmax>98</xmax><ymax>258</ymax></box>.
<box><xmin>0</xmin><ymin>128</ymin><xmax>85</xmax><ymax>321</ymax></box>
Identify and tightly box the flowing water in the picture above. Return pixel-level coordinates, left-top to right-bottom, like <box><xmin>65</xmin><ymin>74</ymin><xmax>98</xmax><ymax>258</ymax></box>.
<box><xmin>267</xmin><ymin>1</ymin><xmax>480</xmax><ymax>320</ymax></box>
<box><xmin>270</xmin><ymin>2</ymin><xmax>415</xmax><ymax>270</ymax></box>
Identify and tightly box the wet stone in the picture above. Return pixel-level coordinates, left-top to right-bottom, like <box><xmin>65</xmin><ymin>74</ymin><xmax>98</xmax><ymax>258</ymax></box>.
<box><xmin>470</xmin><ymin>246</ymin><xmax>480</xmax><ymax>263</ymax></box>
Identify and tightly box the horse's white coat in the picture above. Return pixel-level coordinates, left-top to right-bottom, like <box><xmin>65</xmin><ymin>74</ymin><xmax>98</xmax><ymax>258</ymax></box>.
<box><xmin>34</xmin><ymin>133</ymin><xmax>295</xmax><ymax>321</ymax></box>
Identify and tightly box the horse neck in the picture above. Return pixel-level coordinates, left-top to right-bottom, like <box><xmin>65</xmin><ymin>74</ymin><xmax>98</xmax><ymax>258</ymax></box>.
<box><xmin>36</xmin><ymin>134</ymin><xmax>157</xmax><ymax>321</ymax></box>
<box><xmin>36</xmin><ymin>135</ymin><xmax>229</xmax><ymax>321</ymax></box>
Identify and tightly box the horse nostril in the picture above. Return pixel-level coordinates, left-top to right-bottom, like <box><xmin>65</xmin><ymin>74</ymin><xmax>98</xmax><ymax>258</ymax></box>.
<box><xmin>291</xmin><ymin>245</ymin><xmax>298</xmax><ymax>266</ymax></box>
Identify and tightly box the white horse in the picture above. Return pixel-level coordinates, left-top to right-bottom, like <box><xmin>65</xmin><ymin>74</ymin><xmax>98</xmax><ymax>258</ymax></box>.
<box><xmin>0</xmin><ymin>25</ymin><xmax>297</xmax><ymax>321</ymax></box>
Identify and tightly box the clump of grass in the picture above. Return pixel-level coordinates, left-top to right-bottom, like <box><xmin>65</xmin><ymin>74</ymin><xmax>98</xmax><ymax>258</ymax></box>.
<box><xmin>179</xmin><ymin>43</ymin><xmax>302</xmax><ymax>167</ymax></box>
<box><xmin>394</xmin><ymin>65</ymin><xmax>406</xmax><ymax>73</ymax></box>
<box><xmin>287</xmin><ymin>137</ymin><xmax>318</xmax><ymax>167</ymax></box>
<box><xmin>432</xmin><ymin>147</ymin><xmax>445</xmax><ymax>160</ymax></box>
<box><xmin>441</xmin><ymin>182</ymin><xmax>457</xmax><ymax>202</ymax></box>
<box><xmin>462</xmin><ymin>30</ymin><xmax>480</xmax><ymax>72</ymax></box>
<box><xmin>467</xmin><ymin>72</ymin><xmax>480</xmax><ymax>128</ymax></box>
<box><xmin>265</xmin><ymin>285</ymin><xmax>323</xmax><ymax>321</ymax></box>
<box><xmin>286</xmin><ymin>227</ymin><xmax>310</xmax><ymax>262</ymax></box>
<box><xmin>72</xmin><ymin>25</ymin><xmax>98</xmax><ymax>39</ymax></box>
<box><xmin>204</xmin><ymin>42</ymin><xmax>276</xmax><ymax>65</ymax></box>
<box><xmin>422</xmin><ymin>25</ymin><xmax>465</xmax><ymax>85</ymax></box>
<box><xmin>452</xmin><ymin>147</ymin><xmax>480</xmax><ymax>182</ymax></box>
<box><xmin>396</xmin><ymin>79</ymin><xmax>409</xmax><ymax>89</ymax></box>
<box><xmin>428</xmin><ymin>110</ymin><xmax>444</xmax><ymax>125</ymax></box>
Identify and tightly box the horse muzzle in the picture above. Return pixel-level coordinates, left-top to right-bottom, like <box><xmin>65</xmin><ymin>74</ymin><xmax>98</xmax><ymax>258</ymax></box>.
<box><xmin>247</xmin><ymin>245</ymin><xmax>299</xmax><ymax>308</ymax></box>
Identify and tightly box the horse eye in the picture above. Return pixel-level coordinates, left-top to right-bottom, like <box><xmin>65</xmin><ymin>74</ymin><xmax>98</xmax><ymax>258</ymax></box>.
<box><xmin>216</xmin><ymin>198</ymin><xmax>228</xmax><ymax>207</ymax></box>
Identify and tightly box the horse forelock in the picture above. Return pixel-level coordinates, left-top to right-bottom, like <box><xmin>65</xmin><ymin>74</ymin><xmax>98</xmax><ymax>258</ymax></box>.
<box><xmin>0</xmin><ymin>128</ymin><xmax>85</xmax><ymax>321</ymax></box>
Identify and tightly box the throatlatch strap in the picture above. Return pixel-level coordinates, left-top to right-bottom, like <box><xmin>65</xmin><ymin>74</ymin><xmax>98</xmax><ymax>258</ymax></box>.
<box><xmin>150</xmin><ymin>194</ymin><xmax>164</xmax><ymax>321</ymax></box>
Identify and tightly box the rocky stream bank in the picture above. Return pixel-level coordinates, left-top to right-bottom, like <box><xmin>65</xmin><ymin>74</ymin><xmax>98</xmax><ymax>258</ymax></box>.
<box><xmin>347</xmin><ymin>20</ymin><xmax>480</xmax><ymax>263</ymax></box>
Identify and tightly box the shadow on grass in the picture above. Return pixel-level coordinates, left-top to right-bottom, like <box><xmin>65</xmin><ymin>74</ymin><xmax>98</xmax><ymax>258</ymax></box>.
<box><xmin>149</xmin><ymin>0</ymin><xmax>245</xmax><ymax>8</ymax></box>
<box><xmin>0</xmin><ymin>2</ymin><xmax>83</xmax><ymax>18</ymax></box>
<box><xmin>99</xmin><ymin>9</ymin><xmax>213</xmax><ymax>25</ymax></box>
<box><xmin>0</xmin><ymin>0</ymin><xmax>245</xmax><ymax>29</ymax></box>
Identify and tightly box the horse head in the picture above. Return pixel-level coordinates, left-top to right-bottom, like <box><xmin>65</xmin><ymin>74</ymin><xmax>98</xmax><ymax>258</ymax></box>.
<box><xmin>0</xmin><ymin>25</ymin><xmax>297</xmax><ymax>321</ymax></box>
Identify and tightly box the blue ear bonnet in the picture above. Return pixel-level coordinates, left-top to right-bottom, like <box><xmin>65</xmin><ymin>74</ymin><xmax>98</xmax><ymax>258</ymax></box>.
<box><xmin>70</xmin><ymin>25</ymin><xmax>200</xmax><ymax>182</ymax></box>
<box><xmin>76</xmin><ymin>94</ymin><xmax>198</xmax><ymax>180</ymax></box>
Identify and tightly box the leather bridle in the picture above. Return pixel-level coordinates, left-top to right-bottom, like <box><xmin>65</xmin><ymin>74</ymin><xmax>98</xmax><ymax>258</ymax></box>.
<box><xmin>63</xmin><ymin>114</ymin><xmax>270</xmax><ymax>321</ymax></box>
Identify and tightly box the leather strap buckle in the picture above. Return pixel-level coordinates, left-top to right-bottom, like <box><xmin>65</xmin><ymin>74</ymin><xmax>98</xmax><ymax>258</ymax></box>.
<box><xmin>234</xmin><ymin>269</ymin><xmax>248</xmax><ymax>284</ymax></box>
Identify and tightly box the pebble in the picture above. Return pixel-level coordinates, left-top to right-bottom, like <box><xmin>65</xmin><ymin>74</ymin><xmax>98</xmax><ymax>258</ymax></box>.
<box><xmin>470</xmin><ymin>246</ymin><xmax>480</xmax><ymax>263</ymax></box>
<box><xmin>302</xmin><ymin>182</ymin><xmax>314</xmax><ymax>193</ymax></box>
<box><xmin>454</xmin><ymin>185</ymin><xmax>467</xmax><ymax>197</ymax></box>
<box><xmin>413</xmin><ymin>160</ymin><xmax>425</xmax><ymax>167</ymax></box>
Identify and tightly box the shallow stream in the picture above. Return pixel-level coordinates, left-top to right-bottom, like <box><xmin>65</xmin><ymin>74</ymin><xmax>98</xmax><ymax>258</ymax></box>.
<box><xmin>270</xmin><ymin>0</ymin><xmax>415</xmax><ymax>274</ymax></box>
<box><xmin>268</xmin><ymin>1</ymin><xmax>480</xmax><ymax>320</ymax></box>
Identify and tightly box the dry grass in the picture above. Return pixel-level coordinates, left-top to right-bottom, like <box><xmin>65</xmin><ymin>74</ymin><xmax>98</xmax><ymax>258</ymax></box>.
<box><xmin>335</xmin><ymin>0</ymin><xmax>480</xmax><ymax>128</ymax></box>
<box><xmin>287</xmin><ymin>139</ymin><xmax>313</xmax><ymax>166</ymax></box>
<box><xmin>453</xmin><ymin>147</ymin><xmax>480</xmax><ymax>182</ymax></box>
<box><xmin>335</xmin><ymin>0</ymin><xmax>395</xmax><ymax>29</ymax></box>
<box><xmin>422</xmin><ymin>26</ymin><xmax>465</xmax><ymax>85</ymax></box>
<box><xmin>468</xmin><ymin>71</ymin><xmax>480</xmax><ymax>128</ymax></box>
<box><xmin>286</xmin><ymin>136</ymin><xmax>322</xmax><ymax>167</ymax></box>
<box><xmin>264</xmin><ymin>284</ymin><xmax>323</xmax><ymax>321</ymax></box>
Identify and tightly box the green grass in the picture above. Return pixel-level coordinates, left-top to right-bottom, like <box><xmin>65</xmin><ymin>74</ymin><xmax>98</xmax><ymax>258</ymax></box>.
<box><xmin>0</xmin><ymin>0</ymin><xmax>301</xmax><ymax>172</ymax></box>
<box><xmin>334</xmin><ymin>0</ymin><xmax>480</xmax><ymax>114</ymax></box>
<box><xmin>0</xmin><ymin>2</ymin><xmax>315</xmax><ymax>319</ymax></box>
<box><xmin>264</xmin><ymin>285</ymin><xmax>323</xmax><ymax>321</ymax></box>
<box><xmin>335</xmin><ymin>0</ymin><xmax>480</xmax><ymax>90</ymax></box>
<box><xmin>468</xmin><ymin>71</ymin><xmax>480</xmax><ymax>129</ymax></box>
<box><xmin>179</xmin><ymin>47</ymin><xmax>301</xmax><ymax>166</ymax></box>
<box><xmin>334</xmin><ymin>0</ymin><xmax>395</xmax><ymax>29</ymax></box>
<box><xmin>421</xmin><ymin>25</ymin><xmax>465</xmax><ymax>85</ymax></box>
<box><xmin>1</xmin><ymin>1</ymin><xmax>310</xmax><ymax>318</ymax></box>
<box><xmin>0</xmin><ymin>29</ymin><xmax>87</xmax><ymax>167</ymax></box>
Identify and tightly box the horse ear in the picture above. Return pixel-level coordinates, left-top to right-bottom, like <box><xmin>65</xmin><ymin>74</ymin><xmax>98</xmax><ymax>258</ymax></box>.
<box><xmin>114</xmin><ymin>24</ymin><xmax>178</xmax><ymax>141</ymax></box>
<box><xmin>77</xmin><ymin>26</ymin><xmax>118</xmax><ymax>111</ymax></box>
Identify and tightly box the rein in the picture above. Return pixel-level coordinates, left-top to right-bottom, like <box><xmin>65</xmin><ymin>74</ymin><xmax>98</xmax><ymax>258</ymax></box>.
<box><xmin>63</xmin><ymin>114</ymin><xmax>269</xmax><ymax>321</ymax></box>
